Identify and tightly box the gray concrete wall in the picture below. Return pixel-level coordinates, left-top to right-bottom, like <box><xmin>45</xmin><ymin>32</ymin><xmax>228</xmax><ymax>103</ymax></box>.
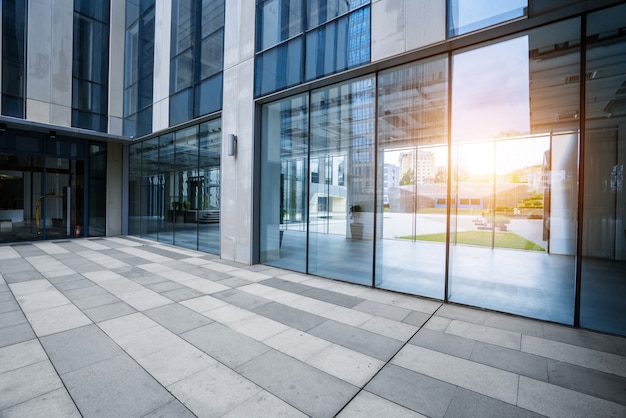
<box><xmin>220</xmin><ymin>0</ymin><xmax>256</xmax><ymax>264</ymax></box>
<box><xmin>108</xmin><ymin>0</ymin><xmax>125</xmax><ymax>135</ymax></box>
<box><xmin>153</xmin><ymin>0</ymin><xmax>171</xmax><ymax>132</ymax></box>
<box><xmin>371</xmin><ymin>0</ymin><xmax>445</xmax><ymax>62</ymax></box>
<box><xmin>26</xmin><ymin>0</ymin><xmax>73</xmax><ymax>125</ymax></box>
<box><xmin>106</xmin><ymin>141</ymin><xmax>124</xmax><ymax>236</ymax></box>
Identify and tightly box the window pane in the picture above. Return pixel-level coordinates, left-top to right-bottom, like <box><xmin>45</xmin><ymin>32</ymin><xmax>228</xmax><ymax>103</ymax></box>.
<box><xmin>580</xmin><ymin>3</ymin><xmax>626</xmax><ymax>336</ymax></box>
<box><xmin>171</xmin><ymin>0</ymin><xmax>194</xmax><ymax>56</ymax></box>
<box><xmin>448</xmin><ymin>0</ymin><xmax>527</xmax><ymax>37</ymax></box>
<box><xmin>306</xmin><ymin>0</ymin><xmax>368</xmax><ymax>29</ymax></box>
<box><xmin>308</xmin><ymin>76</ymin><xmax>376</xmax><ymax>284</ymax></box>
<box><xmin>194</xmin><ymin>73</ymin><xmax>223</xmax><ymax>117</ymax></box>
<box><xmin>198</xmin><ymin>119</ymin><xmax>221</xmax><ymax>254</ymax></box>
<box><xmin>169</xmin><ymin>89</ymin><xmax>193</xmax><ymax>126</ymax></box>
<box><xmin>201</xmin><ymin>0</ymin><xmax>224</xmax><ymax>38</ymax></box>
<box><xmin>376</xmin><ymin>57</ymin><xmax>448</xmax><ymax>298</ymax></box>
<box><xmin>199</xmin><ymin>29</ymin><xmax>224</xmax><ymax>80</ymax></box>
<box><xmin>256</xmin><ymin>0</ymin><xmax>304</xmax><ymax>51</ymax></box>
<box><xmin>2</xmin><ymin>0</ymin><xmax>26</xmax><ymax>118</ymax></box>
<box><xmin>170</xmin><ymin>50</ymin><xmax>194</xmax><ymax>93</ymax></box>
<box><xmin>260</xmin><ymin>94</ymin><xmax>309</xmax><ymax>271</ymax></box>
<box><xmin>255</xmin><ymin>37</ymin><xmax>303</xmax><ymax>97</ymax></box>
<box><xmin>448</xmin><ymin>19</ymin><xmax>579</xmax><ymax>324</ymax></box>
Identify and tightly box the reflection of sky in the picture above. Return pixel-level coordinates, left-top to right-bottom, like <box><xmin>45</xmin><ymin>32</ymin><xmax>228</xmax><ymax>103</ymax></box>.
<box><xmin>452</xmin><ymin>36</ymin><xmax>530</xmax><ymax>142</ymax></box>
<box><xmin>453</xmin><ymin>0</ymin><xmax>527</xmax><ymax>30</ymax></box>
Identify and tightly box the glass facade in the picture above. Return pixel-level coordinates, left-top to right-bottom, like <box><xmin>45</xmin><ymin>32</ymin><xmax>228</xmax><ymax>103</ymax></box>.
<box><xmin>254</xmin><ymin>0</ymin><xmax>371</xmax><ymax>97</ymax></box>
<box><xmin>124</xmin><ymin>0</ymin><xmax>155</xmax><ymax>138</ymax></box>
<box><xmin>129</xmin><ymin>119</ymin><xmax>221</xmax><ymax>254</ymax></box>
<box><xmin>1</xmin><ymin>0</ymin><xmax>26</xmax><ymax>118</ymax></box>
<box><xmin>580</xmin><ymin>4</ymin><xmax>626</xmax><ymax>336</ymax></box>
<box><xmin>0</xmin><ymin>129</ymin><xmax>105</xmax><ymax>243</ymax></box>
<box><xmin>72</xmin><ymin>0</ymin><xmax>110</xmax><ymax>132</ymax></box>
<box><xmin>169</xmin><ymin>0</ymin><xmax>225</xmax><ymax>126</ymax></box>
<box><xmin>260</xmin><ymin>4</ymin><xmax>626</xmax><ymax>333</ymax></box>
<box><xmin>448</xmin><ymin>0</ymin><xmax>527</xmax><ymax>37</ymax></box>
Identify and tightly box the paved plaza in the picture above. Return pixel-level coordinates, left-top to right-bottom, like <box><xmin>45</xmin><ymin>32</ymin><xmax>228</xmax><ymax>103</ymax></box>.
<box><xmin>1</xmin><ymin>236</ymin><xmax>625</xmax><ymax>417</ymax></box>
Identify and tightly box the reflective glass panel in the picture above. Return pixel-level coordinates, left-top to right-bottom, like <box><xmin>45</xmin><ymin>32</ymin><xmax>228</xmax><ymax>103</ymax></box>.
<box><xmin>449</xmin><ymin>19</ymin><xmax>580</xmax><ymax>324</ymax></box>
<box><xmin>448</xmin><ymin>0</ymin><xmax>527</xmax><ymax>37</ymax></box>
<box><xmin>198</xmin><ymin>119</ymin><xmax>221</xmax><ymax>254</ymax></box>
<box><xmin>255</xmin><ymin>37</ymin><xmax>303</xmax><ymax>97</ymax></box>
<box><xmin>141</xmin><ymin>137</ymin><xmax>161</xmax><ymax>240</ymax></box>
<box><xmin>376</xmin><ymin>57</ymin><xmax>448</xmax><ymax>298</ymax></box>
<box><xmin>580</xmin><ymin>4</ymin><xmax>626</xmax><ymax>336</ymax></box>
<box><xmin>2</xmin><ymin>0</ymin><xmax>26</xmax><ymax>118</ymax></box>
<box><xmin>128</xmin><ymin>142</ymin><xmax>142</xmax><ymax>236</ymax></box>
<box><xmin>173</xmin><ymin>126</ymin><xmax>199</xmax><ymax>250</ymax></box>
<box><xmin>306</xmin><ymin>0</ymin><xmax>369</xmax><ymax>29</ymax></box>
<box><xmin>260</xmin><ymin>94</ymin><xmax>309</xmax><ymax>272</ymax></box>
<box><xmin>256</xmin><ymin>0</ymin><xmax>304</xmax><ymax>51</ymax></box>
<box><xmin>308</xmin><ymin>76</ymin><xmax>376</xmax><ymax>284</ymax></box>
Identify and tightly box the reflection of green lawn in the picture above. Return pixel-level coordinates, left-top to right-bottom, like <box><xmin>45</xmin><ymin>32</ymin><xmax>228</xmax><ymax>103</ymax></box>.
<box><xmin>398</xmin><ymin>231</ymin><xmax>545</xmax><ymax>251</ymax></box>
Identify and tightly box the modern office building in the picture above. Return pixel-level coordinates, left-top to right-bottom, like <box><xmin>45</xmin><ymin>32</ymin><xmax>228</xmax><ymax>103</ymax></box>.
<box><xmin>1</xmin><ymin>0</ymin><xmax>625</xmax><ymax>336</ymax></box>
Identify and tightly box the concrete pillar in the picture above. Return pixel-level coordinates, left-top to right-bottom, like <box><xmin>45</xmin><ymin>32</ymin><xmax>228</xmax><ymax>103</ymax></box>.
<box><xmin>220</xmin><ymin>0</ymin><xmax>256</xmax><ymax>264</ymax></box>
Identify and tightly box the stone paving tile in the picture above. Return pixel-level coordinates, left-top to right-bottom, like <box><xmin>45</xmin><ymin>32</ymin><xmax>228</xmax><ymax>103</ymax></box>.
<box><xmin>0</xmin><ymin>360</ymin><xmax>64</xmax><ymax>411</ymax></box>
<box><xmin>337</xmin><ymin>390</ymin><xmax>425</xmax><ymax>417</ymax></box>
<box><xmin>3</xmin><ymin>271</ymin><xmax>46</xmax><ymax>283</ymax></box>
<box><xmin>82</xmin><ymin>301</ymin><xmax>137</xmax><ymax>322</ymax></box>
<box><xmin>517</xmin><ymin>376</ymin><xmax>626</xmax><ymax>418</ymax></box>
<box><xmin>410</xmin><ymin>327</ymin><xmax>477</xmax><ymax>359</ymax></box>
<box><xmin>392</xmin><ymin>344</ymin><xmax>519</xmax><ymax>404</ymax></box>
<box><xmin>144</xmin><ymin>303</ymin><xmax>213</xmax><ymax>334</ymax></box>
<box><xmin>444</xmin><ymin>387</ymin><xmax>542</xmax><ymax>418</ymax></box>
<box><xmin>446</xmin><ymin>319</ymin><xmax>522</xmax><ymax>350</ymax></box>
<box><xmin>144</xmin><ymin>280</ymin><xmax>185</xmax><ymax>293</ymax></box>
<box><xmin>229</xmin><ymin>313</ymin><xmax>290</xmax><ymax>342</ymax></box>
<box><xmin>216</xmin><ymin>276</ymin><xmax>253</xmax><ymax>288</ymax></box>
<box><xmin>222</xmin><ymin>390</ymin><xmax>309</xmax><ymax>418</ymax></box>
<box><xmin>365</xmin><ymin>364</ymin><xmax>456</xmax><ymax>417</ymax></box>
<box><xmin>0</xmin><ymin>387</ymin><xmax>80</xmax><ymax>418</ymax></box>
<box><xmin>0</xmin><ymin>310</ymin><xmax>28</xmax><ymax>330</ymax></box>
<box><xmin>353</xmin><ymin>299</ymin><xmax>412</xmax><ymax>321</ymax></box>
<box><xmin>251</xmin><ymin>301</ymin><xmax>328</xmax><ymax>331</ymax></box>
<box><xmin>161</xmin><ymin>286</ymin><xmax>205</xmax><ymax>302</ymax></box>
<box><xmin>25</xmin><ymin>304</ymin><xmax>92</xmax><ymax>337</ymax></box>
<box><xmin>62</xmin><ymin>354</ymin><xmax>174</xmax><ymax>418</ymax></box>
<box><xmin>169</xmin><ymin>362</ymin><xmax>262</xmax><ymax>418</ymax></box>
<box><xmin>546</xmin><ymin>359</ymin><xmax>626</xmax><ymax>405</ymax></box>
<box><xmin>469</xmin><ymin>341</ymin><xmax>549</xmax><ymax>381</ymax></box>
<box><xmin>264</xmin><ymin>328</ymin><xmax>333</xmax><ymax>362</ymax></box>
<box><xmin>212</xmin><ymin>288</ymin><xmax>272</xmax><ymax>310</ymax></box>
<box><xmin>142</xmin><ymin>400</ymin><xmax>196</xmax><ymax>418</ymax></box>
<box><xmin>40</xmin><ymin>324</ymin><xmax>124</xmax><ymax>374</ymax></box>
<box><xmin>359</xmin><ymin>316</ymin><xmax>419</xmax><ymax>341</ymax></box>
<box><xmin>135</xmin><ymin>343</ymin><xmax>216</xmax><ymax>387</ymax></box>
<box><xmin>181</xmin><ymin>323</ymin><xmax>270</xmax><ymax>368</ymax></box>
<box><xmin>308</xmin><ymin>343</ymin><xmax>385</xmax><ymax>386</ymax></box>
<box><xmin>0</xmin><ymin>339</ymin><xmax>47</xmax><ymax>374</ymax></box>
<box><xmin>1</xmin><ymin>323</ymin><xmax>36</xmax><ymax>348</ymax></box>
<box><xmin>236</xmin><ymin>349</ymin><xmax>359</xmax><ymax>417</ymax></box>
<box><xmin>309</xmin><ymin>320</ymin><xmax>404</xmax><ymax>361</ymax></box>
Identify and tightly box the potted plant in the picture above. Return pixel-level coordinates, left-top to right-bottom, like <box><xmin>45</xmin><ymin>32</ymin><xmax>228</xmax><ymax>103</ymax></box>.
<box><xmin>349</xmin><ymin>204</ymin><xmax>364</xmax><ymax>239</ymax></box>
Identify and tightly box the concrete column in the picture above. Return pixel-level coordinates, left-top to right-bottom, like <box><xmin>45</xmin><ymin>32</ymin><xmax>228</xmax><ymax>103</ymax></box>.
<box><xmin>152</xmin><ymin>0</ymin><xmax>171</xmax><ymax>132</ymax></box>
<box><xmin>108</xmin><ymin>0</ymin><xmax>126</xmax><ymax>135</ymax></box>
<box><xmin>106</xmin><ymin>141</ymin><xmax>124</xmax><ymax>236</ymax></box>
<box><xmin>220</xmin><ymin>0</ymin><xmax>256</xmax><ymax>264</ymax></box>
<box><xmin>27</xmin><ymin>0</ymin><xmax>73</xmax><ymax>125</ymax></box>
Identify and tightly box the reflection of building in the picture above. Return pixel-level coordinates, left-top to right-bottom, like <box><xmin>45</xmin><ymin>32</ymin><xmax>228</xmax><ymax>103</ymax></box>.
<box><xmin>384</xmin><ymin>164</ymin><xmax>399</xmax><ymax>189</ymax></box>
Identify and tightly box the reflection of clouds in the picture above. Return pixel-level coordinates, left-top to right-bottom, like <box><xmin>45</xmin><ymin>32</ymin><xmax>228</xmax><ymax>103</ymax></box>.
<box><xmin>452</xmin><ymin>37</ymin><xmax>530</xmax><ymax>141</ymax></box>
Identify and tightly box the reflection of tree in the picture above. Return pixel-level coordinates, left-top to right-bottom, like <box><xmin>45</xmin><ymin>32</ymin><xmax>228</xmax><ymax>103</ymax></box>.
<box><xmin>433</xmin><ymin>166</ymin><xmax>469</xmax><ymax>183</ymax></box>
<box><xmin>435</xmin><ymin>167</ymin><xmax>446</xmax><ymax>183</ymax></box>
<box><xmin>400</xmin><ymin>168</ymin><xmax>415</xmax><ymax>185</ymax></box>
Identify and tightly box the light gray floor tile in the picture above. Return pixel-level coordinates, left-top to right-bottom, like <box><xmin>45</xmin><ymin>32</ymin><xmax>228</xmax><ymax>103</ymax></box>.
<box><xmin>25</xmin><ymin>304</ymin><xmax>92</xmax><ymax>337</ymax></box>
<box><xmin>72</xmin><ymin>292</ymin><xmax>122</xmax><ymax>310</ymax></box>
<box><xmin>392</xmin><ymin>344</ymin><xmax>519</xmax><ymax>404</ymax></box>
<box><xmin>3</xmin><ymin>271</ymin><xmax>46</xmax><ymax>283</ymax></box>
<box><xmin>61</xmin><ymin>284</ymin><xmax>111</xmax><ymax>300</ymax></box>
<box><xmin>145</xmin><ymin>280</ymin><xmax>185</xmax><ymax>293</ymax></box>
<box><xmin>309</xmin><ymin>320</ymin><xmax>404</xmax><ymax>361</ymax></box>
<box><xmin>0</xmin><ymin>387</ymin><xmax>80</xmax><ymax>418</ymax></box>
<box><xmin>181</xmin><ymin>323</ymin><xmax>270</xmax><ymax>368</ymax></box>
<box><xmin>365</xmin><ymin>364</ymin><xmax>456</xmax><ymax>418</ymax></box>
<box><xmin>337</xmin><ymin>390</ymin><xmax>426</xmax><ymax>418</ymax></box>
<box><xmin>0</xmin><ymin>360</ymin><xmax>63</xmax><ymax>410</ymax></box>
<box><xmin>212</xmin><ymin>288</ymin><xmax>272</xmax><ymax>310</ymax></box>
<box><xmin>0</xmin><ymin>299</ymin><xmax>20</xmax><ymax>314</ymax></box>
<box><xmin>359</xmin><ymin>316</ymin><xmax>419</xmax><ymax>341</ymax></box>
<box><xmin>444</xmin><ymin>387</ymin><xmax>542</xmax><ymax>418</ymax></box>
<box><xmin>229</xmin><ymin>313</ymin><xmax>290</xmax><ymax>341</ymax></box>
<box><xmin>470</xmin><ymin>341</ymin><xmax>548</xmax><ymax>381</ymax></box>
<box><xmin>483</xmin><ymin>313</ymin><xmax>545</xmax><ymax>337</ymax></box>
<box><xmin>264</xmin><ymin>328</ymin><xmax>333</xmax><ymax>362</ymax></box>
<box><xmin>352</xmin><ymin>300</ymin><xmax>412</xmax><ymax>322</ymax></box>
<box><xmin>40</xmin><ymin>324</ymin><xmax>123</xmax><ymax>374</ymax></box>
<box><xmin>222</xmin><ymin>390</ymin><xmax>309</xmax><ymax>418</ymax></box>
<box><xmin>0</xmin><ymin>339</ymin><xmax>47</xmax><ymax>374</ymax></box>
<box><xmin>168</xmin><ymin>363</ymin><xmax>262</xmax><ymax>417</ymax></box>
<box><xmin>435</xmin><ymin>304</ymin><xmax>489</xmax><ymax>324</ymax></box>
<box><xmin>308</xmin><ymin>344</ymin><xmax>385</xmax><ymax>386</ymax></box>
<box><xmin>144</xmin><ymin>303</ymin><xmax>213</xmax><ymax>334</ymax></box>
<box><xmin>518</xmin><ymin>376</ymin><xmax>626</xmax><ymax>418</ymax></box>
<box><xmin>136</xmin><ymin>343</ymin><xmax>216</xmax><ymax>387</ymax></box>
<box><xmin>402</xmin><ymin>310</ymin><xmax>432</xmax><ymax>327</ymax></box>
<box><xmin>216</xmin><ymin>276</ymin><xmax>253</xmax><ymax>288</ymax></box>
<box><xmin>410</xmin><ymin>328</ymin><xmax>476</xmax><ymax>359</ymax></box>
<box><xmin>445</xmin><ymin>319</ymin><xmax>522</xmax><ymax>350</ymax></box>
<box><xmin>543</xmin><ymin>323</ymin><xmax>623</xmax><ymax>354</ymax></box>
<box><xmin>236</xmin><ymin>349</ymin><xmax>359</xmax><ymax>417</ymax></box>
<box><xmin>141</xmin><ymin>400</ymin><xmax>196</xmax><ymax>418</ymax></box>
<box><xmin>62</xmin><ymin>354</ymin><xmax>173</xmax><ymax>418</ymax></box>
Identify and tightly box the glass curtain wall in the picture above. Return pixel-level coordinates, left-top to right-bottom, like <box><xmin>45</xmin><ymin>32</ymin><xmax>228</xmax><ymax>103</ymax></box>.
<box><xmin>124</xmin><ymin>0</ymin><xmax>155</xmax><ymax>137</ymax></box>
<box><xmin>1</xmin><ymin>0</ymin><xmax>26</xmax><ymax>118</ymax></box>
<box><xmin>128</xmin><ymin>120</ymin><xmax>222</xmax><ymax>254</ymax></box>
<box><xmin>72</xmin><ymin>0</ymin><xmax>110</xmax><ymax>132</ymax></box>
<box><xmin>448</xmin><ymin>20</ymin><xmax>580</xmax><ymax>324</ymax></box>
<box><xmin>580</xmin><ymin>4</ymin><xmax>626</xmax><ymax>336</ymax></box>
<box><xmin>448</xmin><ymin>0</ymin><xmax>527</xmax><ymax>37</ymax></box>
<box><xmin>169</xmin><ymin>0</ymin><xmax>225</xmax><ymax>126</ymax></box>
<box><xmin>0</xmin><ymin>133</ymin><xmax>97</xmax><ymax>243</ymax></box>
<box><xmin>376</xmin><ymin>57</ymin><xmax>448</xmax><ymax>298</ymax></box>
<box><xmin>308</xmin><ymin>76</ymin><xmax>375</xmax><ymax>283</ymax></box>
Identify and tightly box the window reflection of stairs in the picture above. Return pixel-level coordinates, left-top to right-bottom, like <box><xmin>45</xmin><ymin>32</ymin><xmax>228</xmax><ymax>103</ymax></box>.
<box><xmin>199</xmin><ymin>210</ymin><xmax>220</xmax><ymax>224</ymax></box>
